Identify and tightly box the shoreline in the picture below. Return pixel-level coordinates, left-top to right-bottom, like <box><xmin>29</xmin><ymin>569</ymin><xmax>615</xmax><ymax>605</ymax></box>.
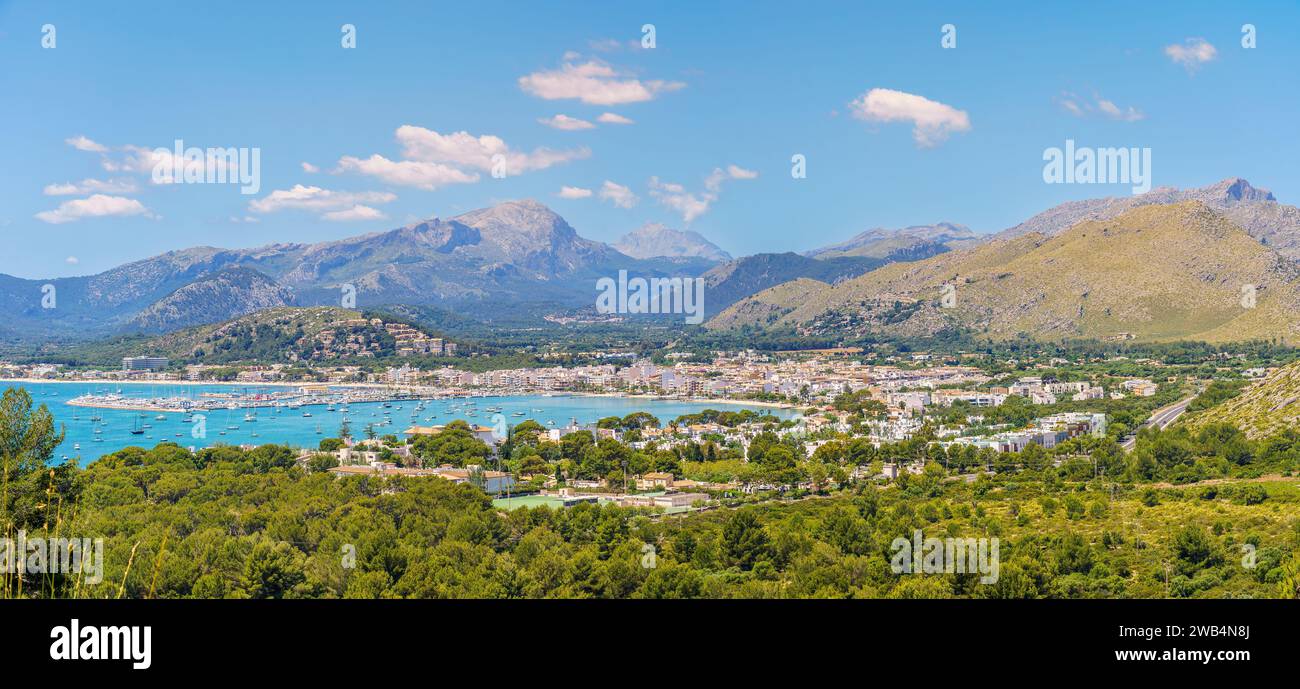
<box><xmin>2</xmin><ymin>379</ymin><xmax>799</xmax><ymax>411</ymax></box>
<box><xmin>561</xmin><ymin>391</ymin><xmax>798</xmax><ymax>411</ymax></box>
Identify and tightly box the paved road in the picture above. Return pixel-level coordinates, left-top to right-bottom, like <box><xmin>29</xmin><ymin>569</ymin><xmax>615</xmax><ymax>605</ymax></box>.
<box><xmin>1121</xmin><ymin>394</ymin><xmax>1197</xmax><ymax>451</ymax></box>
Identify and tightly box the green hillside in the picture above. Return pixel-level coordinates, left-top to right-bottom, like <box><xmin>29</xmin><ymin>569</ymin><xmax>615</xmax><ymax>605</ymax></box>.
<box><xmin>1184</xmin><ymin>362</ymin><xmax>1300</xmax><ymax>439</ymax></box>
<box><xmin>709</xmin><ymin>202</ymin><xmax>1300</xmax><ymax>344</ymax></box>
<box><xmin>51</xmin><ymin>307</ymin><xmax>375</xmax><ymax>366</ymax></box>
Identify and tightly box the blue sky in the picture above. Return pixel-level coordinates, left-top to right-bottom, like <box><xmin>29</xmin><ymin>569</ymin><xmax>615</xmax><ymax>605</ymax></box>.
<box><xmin>1</xmin><ymin>0</ymin><xmax>1297</xmax><ymax>278</ymax></box>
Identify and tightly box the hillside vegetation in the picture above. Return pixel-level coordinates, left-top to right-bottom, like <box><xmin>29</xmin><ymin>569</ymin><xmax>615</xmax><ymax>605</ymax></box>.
<box><xmin>710</xmin><ymin>202</ymin><xmax>1300</xmax><ymax>344</ymax></box>
<box><xmin>1184</xmin><ymin>361</ymin><xmax>1300</xmax><ymax>439</ymax></box>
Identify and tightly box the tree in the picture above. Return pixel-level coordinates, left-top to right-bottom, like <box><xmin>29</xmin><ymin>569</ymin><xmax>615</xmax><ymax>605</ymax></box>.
<box><xmin>1278</xmin><ymin>553</ymin><xmax>1300</xmax><ymax>599</ymax></box>
<box><xmin>621</xmin><ymin>412</ymin><xmax>660</xmax><ymax>430</ymax></box>
<box><xmin>722</xmin><ymin>509</ymin><xmax>770</xmax><ymax>570</ymax></box>
<box><xmin>0</xmin><ymin>387</ymin><xmax>73</xmax><ymax>596</ymax></box>
<box><xmin>248</xmin><ymin>444</ymin><xmax>296</xmax><ymax>473</ymax></box>
<box><xmin>1173</xmin><ymin>525</ymin><xmax>1219</xmax><ymax>575</ymax></box>
<box><xmin>411</xmin><ymin>421</ymin><xmax>492</xmax><ymax>468</ymax></box>
<box><xmin>238</xmin><ymin>540</ymin><xmax>308</xmax><ymax>599</ymax></box>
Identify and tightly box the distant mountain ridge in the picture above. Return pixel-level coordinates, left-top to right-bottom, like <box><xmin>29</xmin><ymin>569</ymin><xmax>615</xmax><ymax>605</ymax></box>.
<box><xmin>126</xmin><ymin>266</ymin><xmax>295</xmax><ymax>333</ymax></box>
<box><xmin>806</xmin><ymin>222</ymin><xmax>978</xmax><ymax>261</ymax></box>
<box><xmin>700</xmin><ymin>252</ymin><xmax>885</xmax><ymax>318</ymax></box>
<box><xmin>0</xmin><ymin>200</ymin><xmax>698</xmax><ymax>340</ymax></box>
<box><xmin>8</xmin><ymin>178</ymin><xmax>1300</xmax><ymax>345</ymax></box>
<box><xmin>613</xmin><ymin>223</ymin><xmax>731</xmax><ymax>263</ymax></box>
<box><xmin>710</xmin><ymin>201</ymin><xmax>1300</xmax><ymax>344</ymax></box>
<box><xmin>996</xmin><ymin>178</ymin><xmax>1300</xmax><ymax>259</ymax></box>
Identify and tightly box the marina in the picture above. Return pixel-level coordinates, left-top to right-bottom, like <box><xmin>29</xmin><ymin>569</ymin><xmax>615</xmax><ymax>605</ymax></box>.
<box><xmin>3</xmin><ymin>381</ymin><xmax>797</xmax><ymax>465</ymax></box>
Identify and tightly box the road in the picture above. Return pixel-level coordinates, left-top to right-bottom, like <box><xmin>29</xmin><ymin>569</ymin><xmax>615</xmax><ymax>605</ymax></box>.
<box><xmin>1120</xmin><ymin>394</ymin><xmax>1197</xmax><ymax>451</ymax></box>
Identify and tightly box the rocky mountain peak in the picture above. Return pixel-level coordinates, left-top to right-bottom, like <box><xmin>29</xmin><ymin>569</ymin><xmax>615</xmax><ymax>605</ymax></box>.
<box><xmin>613</xmin><ymin>223</ymin><xmax>731</xmax><ymax>262</ymax></box>
<box><xmin>1206</xmin><ymin>177</ymin><xmax>1275</xmax><ymax>203</ymax></box>
<box><xmin>453</xmin><ymin>199</ymin><xmax>576</xmax><ymax>241</ymax></box>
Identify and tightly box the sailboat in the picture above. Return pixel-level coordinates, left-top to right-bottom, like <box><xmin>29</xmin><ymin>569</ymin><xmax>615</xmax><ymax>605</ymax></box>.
<box><xmin>129</xmin><ymin>417</ymin><xmax>144</xmax><ymax>435</ymax></box>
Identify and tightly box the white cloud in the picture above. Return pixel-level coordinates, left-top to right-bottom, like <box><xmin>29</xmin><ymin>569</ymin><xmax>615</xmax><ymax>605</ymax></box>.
<box><xmin>99</xmin><ymin>144</ymin><xmax>205</xmax><ymax>180</ymax></box>
<box><xmin>35</xmin><ymin>194</ymin><xmax>154</xmax><ymax>224</ymax></box>
<box><xmin>539</xmin><ymin>114</ymin><xmax>596</xmax><ymax>131</ymax></box>
<box><xmin>43</xmin><ymin>178</ymin><xmax>139</xmax><ymax>196</ymax></box>
<box><xmin>1165</xmin><ymin>38</ymin><xmax>1217</xmax><ymax>72</ymax></box>
<box><xmin>1058</xmin><ymin>92</ymin><xmax>1144</xmax><ymax>122</ymax></box>
<box><xmin>392</xmin><ymin>125</ymin><xmax>589</xmax><ymax>176</ymax></box>
<box><xmin>597</xmin><ymin>112</ymin><xmax>635</xmax><ymax>125</ymax></box>
<box><xmin>651</xmin><ymin>165</ymin><xmax>758</xmax><ymax>223</ymax></box>
<box><xmin>65</xmin><ymin>135</ymin><xmax>107</xmax><ymax>153</ymax></box>
<box><xmin>518</xmin><ymin>59</ymin><xmax>684</xmax><ymax>105</ymax></box>
<box><xmin>558</xmin><ymin>186</ymin><xmax>594</xmax><ymax>199</ymax></box>
<box><xmin>60</xmin><ymin>138</ymin><xmax>172</xmax><ymax>179</ymax></box>
<box><xmin>599</xmin><ymin>180</ymin><xmax>638</xmax><ymax>209</ymax></box>
<box><xmin>848</xmin><ymin>88</ymin><xmax>971</xmax><ymax>147</ymax></box>
<box><xmin>724</xmin><ymin>164</ymin><xmax>758</xmax><ymax>181</ymax></box>
<box><xmin>335</xmin><ymin>154</ymin><xmax>479</xmax><ymax>190</ymax></box>
<box><xmin>229</xmin><ymin>215</ymin><xmax>260</xmax><ymax>224</ymax></box>
<box><xmin>321</xmin><ymin>204</ymin><xmax>387</xmax><ymax>222</ymax></box>
<box><xmin>1095</xmin><ymin>98</ymin><xmax>1144</xmax><ymax>122</ymax></box>
<box><xmin>650</xmin><ymin>179</ymin><xmax>710</xmax><ymax>223</ymax></box>
<box><xmin>65</xmin><ymin>256</ymin><xmax>79</xmax><ymax>265</ymax></box>
<box><xmin>65</xmin><ymin>138</ymin><xmax>245</xmax><ymax>185</ymax></box>
<box><xmin>301</xmin><ymin>162</ymin><xmax>320</xmax><ymax>173</ymax></box>
<box><xmin>249</xmin><ymin>184</ymin><xmax>398</xmax><ymax>214</ymax></box>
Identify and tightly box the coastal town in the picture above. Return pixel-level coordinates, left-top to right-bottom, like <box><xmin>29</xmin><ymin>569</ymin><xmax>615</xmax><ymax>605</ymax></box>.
<box><xmin>1</xmin><ymin>346</ymin><xmax>1212</xmax><ymax>514</ymax></box>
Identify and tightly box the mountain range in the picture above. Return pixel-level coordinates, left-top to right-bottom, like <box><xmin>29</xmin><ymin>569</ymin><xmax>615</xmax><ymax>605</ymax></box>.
<box><xmin>0</xmin><ymin>200</ymin><xmax>716</xmax><ymax>339</ymax></box>
<box><xmin>5</xmin><ymin>177</ymin><xmax>1300</xmax><ymax>346</ymax></box>
<box><xmin>994</xmin><ymin>178</ymin><xmax>1300</xmax><ymax>258</ymax></box>
<box><xmin>805</xmin><ymin>222</ymin><xmax>979</xmax><ymax>261</ymax></box>
<box><xmin>709</xmin><ymin>201</ymin><xmax>1300</xmax><ymax>344</ymax></box>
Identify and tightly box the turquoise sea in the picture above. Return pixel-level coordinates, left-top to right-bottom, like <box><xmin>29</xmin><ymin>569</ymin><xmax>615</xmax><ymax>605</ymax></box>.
<box><xmin>0</xmin><ymin>381</ymin><xmax>796</xmax><ymax>465</ymax></box>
